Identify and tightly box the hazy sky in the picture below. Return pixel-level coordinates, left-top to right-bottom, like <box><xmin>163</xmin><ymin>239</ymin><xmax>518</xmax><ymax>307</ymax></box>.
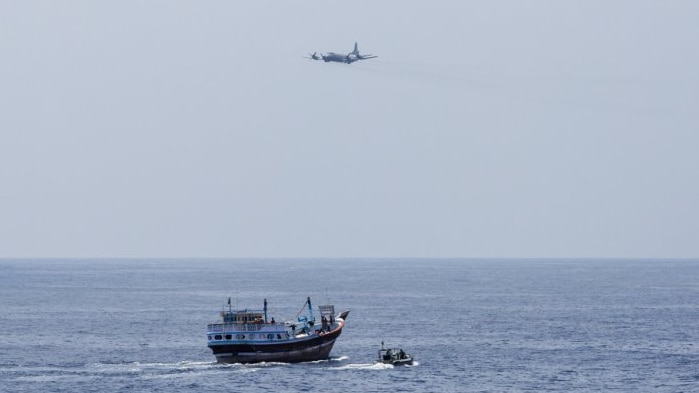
<box><xmin>1</xmin><ymin>1</ymin><xmax>698</xmax><ymax>258</ymax></box>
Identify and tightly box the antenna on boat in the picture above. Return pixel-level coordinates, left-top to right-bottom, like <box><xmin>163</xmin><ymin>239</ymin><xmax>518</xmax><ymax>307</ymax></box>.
<box><xmin>227</xmin><ymin>297</ymin><xmax>232</xmax><ymax>313</ymax></box>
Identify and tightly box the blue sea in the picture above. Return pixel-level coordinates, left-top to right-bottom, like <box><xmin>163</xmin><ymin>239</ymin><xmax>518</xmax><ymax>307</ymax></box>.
<box><xmin>1</xmin><ymin>259</ymin><xmax>698</xmax><ymax>392</ymax></box>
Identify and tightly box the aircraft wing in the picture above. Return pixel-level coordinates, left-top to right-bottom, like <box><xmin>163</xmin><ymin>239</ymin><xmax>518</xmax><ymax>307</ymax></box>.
<box><xmin>358</xmin><ymin>55</ymin><xmax>378</xmax><ymax>60</ymax></box>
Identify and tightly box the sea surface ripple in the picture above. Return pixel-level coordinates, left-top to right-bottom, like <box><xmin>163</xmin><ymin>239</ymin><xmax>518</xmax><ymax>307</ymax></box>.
<box><xmin>1</xmin><ymin>259</ymin><xmax>698</xmax><ymax>392</ymax></box>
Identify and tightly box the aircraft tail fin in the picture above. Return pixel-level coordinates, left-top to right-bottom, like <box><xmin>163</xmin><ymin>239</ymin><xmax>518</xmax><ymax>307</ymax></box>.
<box><xmin>346</xmin><ymin>42</ymin><xmax>376</xmax><ymax>61</ymax></box>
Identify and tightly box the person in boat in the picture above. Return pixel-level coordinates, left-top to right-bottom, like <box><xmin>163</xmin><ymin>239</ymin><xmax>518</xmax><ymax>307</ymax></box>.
<box><xmin>270</xmin><ymin>317</ymin><xmax>275</xmax><ymax>324</ymax></box>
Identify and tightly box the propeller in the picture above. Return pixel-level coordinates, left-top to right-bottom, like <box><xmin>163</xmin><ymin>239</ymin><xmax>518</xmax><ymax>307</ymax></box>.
<box><xmin>305</xmin><ymin>52</ymin><xmax>321</xmax><ymax>60</ymax></box>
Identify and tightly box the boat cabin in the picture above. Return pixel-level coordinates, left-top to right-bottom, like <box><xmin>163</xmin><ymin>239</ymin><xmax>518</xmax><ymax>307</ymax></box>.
<box><xmin>221</xmin><ymin>310</ymin><xmax>265</xmax><ymax>324</ymax></box>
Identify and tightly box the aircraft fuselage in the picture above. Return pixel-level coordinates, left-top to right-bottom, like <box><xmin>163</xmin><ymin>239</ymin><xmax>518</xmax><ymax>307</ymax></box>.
<box><xmin>322</xmin><ymin>52</ymin><xmax>351</xmax><ymax>63</ymax></box>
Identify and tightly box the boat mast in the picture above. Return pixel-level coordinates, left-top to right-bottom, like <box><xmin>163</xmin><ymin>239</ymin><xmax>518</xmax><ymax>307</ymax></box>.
<box><xmin>264</xmin><ymin>298</ymin><xmax>268</xmax><ymax>323</ymax></box>
<box><xmin>306</xmin><ymin>297</ymin><xmax>314</xmax><ymax>322</ymax></box>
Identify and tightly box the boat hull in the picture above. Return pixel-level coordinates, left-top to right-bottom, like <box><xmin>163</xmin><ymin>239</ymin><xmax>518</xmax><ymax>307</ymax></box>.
<box><xmin>388</xmin><ymin>358</ymin><xmax>414</xmax><ymax>366</ymax></box>
<box><xmin>209</xmin><ymin>325</ymin><xmax>343</xmax><ymax>364</ymax></box>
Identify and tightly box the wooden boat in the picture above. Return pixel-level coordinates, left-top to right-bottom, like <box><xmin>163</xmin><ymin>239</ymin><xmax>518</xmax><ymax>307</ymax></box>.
<box><xmin>206</xmin><ymin>297</ymin><xmax>349</xmax><ymax>364</ymax></box>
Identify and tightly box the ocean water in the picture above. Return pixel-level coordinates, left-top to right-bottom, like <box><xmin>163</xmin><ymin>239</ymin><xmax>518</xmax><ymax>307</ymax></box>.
<box><xmin>1</xmin><ymin>259</ymin><xmax>698</xmax><ymax>392</ymax></box>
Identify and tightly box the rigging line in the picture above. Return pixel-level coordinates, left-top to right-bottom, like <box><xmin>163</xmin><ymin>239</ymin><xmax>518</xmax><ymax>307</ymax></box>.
<box><xmin>295</xmin><ymin>299</ymin><xmax>309</xmax><ymax>319</ymax></box>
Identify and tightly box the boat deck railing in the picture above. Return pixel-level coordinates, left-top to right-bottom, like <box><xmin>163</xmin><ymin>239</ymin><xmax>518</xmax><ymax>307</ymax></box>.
<box><xmin>207</xmin><ymin>322</ymin><xmax>288</xmax><ymax>333</ymax></box>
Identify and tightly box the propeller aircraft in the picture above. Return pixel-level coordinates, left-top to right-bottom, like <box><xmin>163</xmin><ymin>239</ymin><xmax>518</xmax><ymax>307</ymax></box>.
<box><xmin>305</xmin><ymin>42</ymin><xmax>377</xmax><ymax>64</ymax></box>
